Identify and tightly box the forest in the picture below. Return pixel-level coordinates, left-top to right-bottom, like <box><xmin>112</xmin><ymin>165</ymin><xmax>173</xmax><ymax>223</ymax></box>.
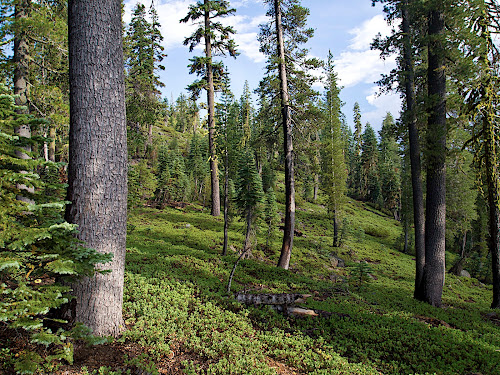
<box><xmin>0</xmin><ymin>0</ymin><xmax>500</xmax><ymax>374</ymax></box>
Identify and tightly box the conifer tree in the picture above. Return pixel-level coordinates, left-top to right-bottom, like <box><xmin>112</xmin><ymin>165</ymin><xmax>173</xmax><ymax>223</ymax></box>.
<box><xmin>320</xmin><ymin>51</ymin><xmax>347</xmax><ymax>247</ymax></box>
<box><xmin>234</xmin><ymin>149</ymin><xmax>264</xmax><ymax>257</ymax></box>
<box><xmin>181</xmin><ymin>0</ymin><xmax>238</xmax><ymax>217</ymax></box>
<box><xmin>125</xmin><ymin>2</ymin><xmax>166</xmax><ymax>158</ymax></box>
<box><xmin>461</xmin><ymin>0</ymin><xmax>500</xmax><ymax>308</ymax></box>
<box><xmin>423</xmin><ymin>0</ymin><xmax>447</xmax><ymax>307</ymax></box>
<box><xmin>361</xmin><ymin>123</ymin><xmax>381</xmax><ymax>204</ymax></box>
<box><xmin>216</xmin><ymin>72</ymin><xmax>239</xmax><ymax>256</ymax></box>
<box><xmin>350</xmin><ymin>102</ymin><xmax>363</xmax><ymax>198</ymax></box>
<box><xmin>258</xmin><ymin>0</ymin><xmax>320</xmax><ymax>269</ymax></box>
<box><xmin>378</xmin><ymin>113</ymin><xmax>401</xmax><ymax>219</ymax></box>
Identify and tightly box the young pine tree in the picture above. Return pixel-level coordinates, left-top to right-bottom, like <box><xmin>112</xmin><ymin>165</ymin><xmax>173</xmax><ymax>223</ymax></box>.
<box><xmin>378</xmin><ymin>113</ymin><xmax>401</xmax><ymax>219</ymax></box>
<box><xmin>234</xmin><ymin>149</ymin><xmax>264</xmax><ymax>257</ymax></box>
<box><xmin>320</xmin><ymin>51</ymin><xmax>347</xmax><ymax>247</ymax></box>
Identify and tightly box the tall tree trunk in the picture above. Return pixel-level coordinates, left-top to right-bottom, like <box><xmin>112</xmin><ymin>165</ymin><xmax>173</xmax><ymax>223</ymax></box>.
<box><xmin>66</xmin><ymin>0</ymin><xmax>128</xmax><ymax>336</ymax></box>
<box><xmin>222</xmin><ymin>146</ymin><xmax>229</xmax><ymax>256</ymax></box>
<box><xmin>402</xmin><ymin>0</ymin><xmax>426</xmax><ymax>301</ymax></box>
<box><xmin>275</xmin><ymin>0</ymin><xmax>295</xmax><ymax>270</ymax></box>
<box><xmin>14</xmin><ymin>0</ymin><xmax>34</xmax><ymax>203</ymax></box>
<box><xmin>204</xmin><ymin>0</ymin><xmax>221</xmax><ymax>217</ymax></box>
<box><xmin>423</xmin><ymin>6</ymin><xmax>446</xmax><ymax>307</ymax></box>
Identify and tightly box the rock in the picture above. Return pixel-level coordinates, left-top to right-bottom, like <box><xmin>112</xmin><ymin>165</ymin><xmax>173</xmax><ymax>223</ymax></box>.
<box><xmin>329</xmin><ymin>256</ymin><xmax>345</xmax><ymax>268</ymax></box>
<box><xmin>287</xmin><ymin>307</ymin><xmax>319</xmax><ymax>317</ymax></box>
<box><xmin>460</xmin><ymin>270</ymin><xmax>471</xmax><ymax>278</ymax></box>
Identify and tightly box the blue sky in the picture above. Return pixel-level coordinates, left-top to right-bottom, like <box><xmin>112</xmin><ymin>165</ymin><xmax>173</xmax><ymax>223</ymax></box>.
<box><xmin>123</xmin><ymin>0</ymin><xmax>402</xmax><ymax>133</ymax></box>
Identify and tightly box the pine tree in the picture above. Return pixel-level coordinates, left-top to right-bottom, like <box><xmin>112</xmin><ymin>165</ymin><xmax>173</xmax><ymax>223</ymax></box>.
<box><xmin>125</xmin><ymin>2</ymin><xmax>166</xmax><ymax>158</ymax></box>
<box><xmin>258</xmin><ymin>0</ymin><xmax>321</xmax><ymax>269</ymax></box>
<box><xmin>351</xmin><ymin>102</ymin><xmax>363</xmax><ymax>199</ymax></box>
<box><xmin>378</xmin><ymin>113</ymin><xmax>401</xmax><ymax>219</ymax></box>
<box><xmin>361</xmin><ymin>123</ymin><xmax>381</xmax><ymax>204</ymax></box>
<box><xmin>320</xmin><ymin>51</ymin><xmax>347</xmax><ymax>247</ymax></box>
<box><xmin>216</xmin><ymin>71</ymin><xmax>239</xmax><ymax>256</ymax></box>
<box><xmin>181</xmin><ymin>0</ymin><xmax>238</xmax><ymax>217</ymax></box>
<box><xmin>234</xmin><ymin>149</ymin><xmax>264</xmax><ymax>256</ymax></box>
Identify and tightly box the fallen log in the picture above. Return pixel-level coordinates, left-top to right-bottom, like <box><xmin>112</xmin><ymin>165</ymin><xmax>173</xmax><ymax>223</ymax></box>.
<box><xmin>234</xmin><ymin>292</ymin><xmax>312</xmax><ymax>306</ymax></box>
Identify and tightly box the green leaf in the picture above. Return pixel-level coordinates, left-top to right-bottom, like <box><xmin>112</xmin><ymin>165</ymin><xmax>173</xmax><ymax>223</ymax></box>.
<box><xmin>14</xmin><ymin>351</ymin><xmax>42</xmax><ymax>374</ymax></box>
<box><xmin>31</xmin><ymin>331</ymin><xmax>63</xmax><ymax>347</ymax></box>
<box><xmin>0</xmin><ymin>259</ymin><xmax>20</xmax><ymax>271</ymax></box>
<box><xmin>45</xmin><ymin>259</ymin><xmax>77</xmax><ymax>275</ymax></box>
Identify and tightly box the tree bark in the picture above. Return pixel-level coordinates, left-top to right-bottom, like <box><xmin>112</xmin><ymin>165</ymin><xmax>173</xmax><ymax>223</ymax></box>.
<box><xmin>243</xmin><ymin>208</ymin><xmax>252</xmax><ymax>257</ymax></box>
<box><xmin>333</xmin><ymin>209</ymin><xmax>339</xmax><ymax>247</ymax></box>
<box><xmin>66</xmin><ymin>0</ymin><xmax>128</xmax><ymax>336</ymax></box>
<box><xmin>14</xmin><ymin>0</ymin><xmax>34</xmax><ymax>203</ymax></box>
<box><xmin>484</xmin><ymin>98</ymin><xmax>500</xmax><ymax>308</ymax></box>
<box><xmin>275</xmin><ymin>0</ymin><xmax>295</xmax><ymax>270</ymax></box>
<box><xmin>401</xmin><ymin>0</ymin><xmax>426</xmax><ymax>301</ymax></box>
<box><xmin>204</xmin><ymin>0</ymin><xmax>221</xmax><ymax>217</ymax></box>
<box><xmin>48</xmin><ymin>126</ymin><xmax>56</xmax><ymax>162</ymax></box>
<box><xmin>423</xmin><ymin>6</ymin><xmax>446</xmax><ymax>307</ymax></box>
<box><xmin>222</xmin><ymin>145</ymin><xmax>229</xmax><ymax>256</ymax></box>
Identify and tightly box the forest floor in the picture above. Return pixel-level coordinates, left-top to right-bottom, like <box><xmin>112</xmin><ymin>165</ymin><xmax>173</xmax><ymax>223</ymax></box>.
<box><xmin>4</xmin><ymin>192</ymin><xmax>500</xmax><ymax>374</ymax></box>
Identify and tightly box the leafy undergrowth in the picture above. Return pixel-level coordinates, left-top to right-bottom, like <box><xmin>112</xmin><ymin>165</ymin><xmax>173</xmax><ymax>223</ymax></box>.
<box><xmin>62</xmin><ymin>199</ymin><xmax>498</xmax><ymax>374</ymax></box>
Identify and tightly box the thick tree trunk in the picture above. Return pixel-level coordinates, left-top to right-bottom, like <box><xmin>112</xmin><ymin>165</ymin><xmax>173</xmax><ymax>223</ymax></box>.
<box><xmin>204</xmin><ymin>0</ymin><xmax>221</xmax><ymax>217</ymax></box>
<box><xmin>66</xmin><ymin>0</ymin><xmax>128</xmax><ymax>336</ymax></box>
<box><xmin>423</xmin><ymin>7</ymin><xmax>446</xmax><ymax>307</ymax></box>
<box><xmin>275</xmin><ymin>0</ymin><xmax>295</xmax><ymax>270</ymax></box>
<box><xmin>402</xmin><ymin>0</ymin><xmax>426</xmax><ymax>301</ymax></box>
<box><xmin>14</xmin><ymin>0</ymin><xmax>34</xmax><ymax>203</ymax></box>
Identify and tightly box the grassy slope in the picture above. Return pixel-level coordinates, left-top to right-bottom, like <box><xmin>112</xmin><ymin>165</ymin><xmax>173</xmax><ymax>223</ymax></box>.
<box><xmin>123</xmin><ymin>196</ymin><xmax>500</xmax><ymax>375</ymax></box>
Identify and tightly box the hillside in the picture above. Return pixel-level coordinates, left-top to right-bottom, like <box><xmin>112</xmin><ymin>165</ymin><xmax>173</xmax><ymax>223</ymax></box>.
<box><xmin>54</xmin><ymin>197</ymin><xmax>500</xmax><ymax>375</ymax></box>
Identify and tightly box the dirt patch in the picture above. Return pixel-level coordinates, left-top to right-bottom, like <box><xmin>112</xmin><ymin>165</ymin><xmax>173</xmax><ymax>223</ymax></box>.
<box><xmin>266</xmin><ymin>357</ymin><xmax>301</xmax><ymax>375</ymax></box>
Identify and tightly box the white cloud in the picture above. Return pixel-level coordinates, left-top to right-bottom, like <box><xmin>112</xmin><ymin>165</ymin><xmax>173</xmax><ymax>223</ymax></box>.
<box><xmin>348</xmin><ymin>14</ymin><xmax>392</xmax><ymax>51</ymax></box>
<box><xmin>335</xmin><ymin>14</ymin><xmax>397</xmax><ymax>88</ymax></box>
<box><xmin>364</xmin><ymin>86</ymin><xmax>402</xmax><ymax>128</ymax></box>
<box><xmin>123</xmin><ymin>0</ymin><xmax>266</xmax><ymax>62</ymax></box>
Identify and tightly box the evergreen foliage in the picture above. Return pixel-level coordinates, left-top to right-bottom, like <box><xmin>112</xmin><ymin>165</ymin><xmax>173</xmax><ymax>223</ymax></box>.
<box><xmin>378</xmin><ymin>113</ymin><xmax>401</xmax><ymax>218</ymax></box>
<box><xmin>360</xmin><ymin>123</ymin><xmax>381</xmax><ymax>204</ymax></box>
<box><xmin>128</xmin><ymin>160</ymin><xmax>157</xmax><ymax>208</ymax></box>
<box><xmin>156</xmin><ymin>142</ymin><xmax>190</xmax><ymax>205</ymax></box>
<box><xmin>0</xmin><ymin>84</ymin><xmax>109</xmax><ymax>373</ymax></box>
<box><xmin>125</xmin><ymin>2</ymin><xmax>166</xmax><ymax>158</ymax></box>
<box><xmin>320</xmin><ymin>52</ymin><xmax>347</xmax><ymax>247</ymax></box>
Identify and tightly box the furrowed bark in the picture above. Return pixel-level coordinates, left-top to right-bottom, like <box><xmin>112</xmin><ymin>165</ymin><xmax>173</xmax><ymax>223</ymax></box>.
<box><xmin>66</xmin><ymin>0</ymin><xmax>127</xmax><ymax>336</ymax></box>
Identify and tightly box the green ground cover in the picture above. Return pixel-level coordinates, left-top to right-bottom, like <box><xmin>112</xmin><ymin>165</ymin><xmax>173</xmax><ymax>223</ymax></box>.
<box><xmin>118</xmin><ymin>199</ymin><xmax>500</xmax><ymax>375</ymax></box>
